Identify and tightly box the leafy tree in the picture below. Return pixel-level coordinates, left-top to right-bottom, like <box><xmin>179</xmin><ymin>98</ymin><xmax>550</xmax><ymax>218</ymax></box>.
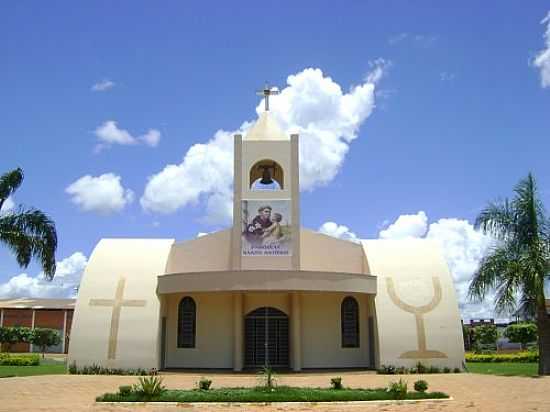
<box><xmin>468</xmin><ymin>173</ymin><xmax>550</xmax><ymax>375</ymax></box>
<box><xmin>30</xmin><ymin>328</ymin><xmax>62</xmax><ymax>358</ymax></box>
<box><xmin>472</xmin><ymin>324</ymin><xmax>498</xmax><ymax>346</ymax></box>
<box><xmin>0</xmin><ymin>168</ymin><xmax>57</xmax><ymax>278</ymax></box>
<box><xmin>504</xmin><ymin>323</ymin><xmax>538</xmax><ymax>350</ymax></box>
<box><xmin>0</xmin><ymin>326</ymin><xmax>32</xmax><ymax>352</ymax></box>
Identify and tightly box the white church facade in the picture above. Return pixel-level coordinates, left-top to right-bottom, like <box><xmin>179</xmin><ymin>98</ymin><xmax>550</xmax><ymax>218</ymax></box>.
<box><xmin>68</xmin><ymin>92</ymin><xmax>465</xmax><ymax>371</ymax></box>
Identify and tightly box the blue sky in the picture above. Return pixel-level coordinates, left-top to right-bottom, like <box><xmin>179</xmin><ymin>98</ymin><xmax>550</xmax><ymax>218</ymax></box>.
<box><xmin>1</xmin><ymin>1</ymin><xmax>549</xmax><ymax>319</ymax></box>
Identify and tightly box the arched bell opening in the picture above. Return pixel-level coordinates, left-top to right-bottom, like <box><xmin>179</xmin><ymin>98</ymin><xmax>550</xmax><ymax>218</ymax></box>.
<box><xmin>249</xmin><ymin>159</ymin><xmax>284</xmax><ymax>191</ymax></box>
<box><xmin>244</xmin><ymin>307</ymin><xmax>289</xmax><ymax>368</ymax></box>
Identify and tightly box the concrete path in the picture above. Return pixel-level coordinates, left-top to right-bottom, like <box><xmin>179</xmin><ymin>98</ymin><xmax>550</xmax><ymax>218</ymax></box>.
<box><xmin>0</xmin><ymin>371</ymin><xmax>548</xmax><ymax>411</ymax></box>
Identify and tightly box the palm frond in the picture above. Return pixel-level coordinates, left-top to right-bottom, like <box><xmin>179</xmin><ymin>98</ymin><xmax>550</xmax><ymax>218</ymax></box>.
<box><xmin>0</xmin><ymin>168</ymin><xmax>23</xmax><ymax>211</ymax></box>
<box><xmin>468</xmin><ymin>245</ymin><xmax>513</xmax><ymax>302</ymax></box>
<box><xmin>475</xmin><ymin>199</ymin><xmax>515</xmax><ymax>241</ymax></box>
<box><xmin>0</xmin><ymin>207</ymin><xmax>57</xmax><ymax>279</ymax></box>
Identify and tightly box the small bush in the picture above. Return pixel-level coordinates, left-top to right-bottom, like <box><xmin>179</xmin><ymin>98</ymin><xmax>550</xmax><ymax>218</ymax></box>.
<box><xmin>427</xmin><ymin>365</ymin><xmax>440</xmax><ymax>374</ymax></box>
<box><xmin>377</xmin><ymin>364</ymin><xmax>396</xmax><ymax>374</ymax></box>
<box><xmin>443</xmin><ymin>367</ymin><xmax>451</xmax><ymax>373</ymax></box>
<box><xmin>414</xmin><ymin>379</ymin><xmax>428</xmax><ymax>393</ymax></box>
<box><xmin>133</xmin><ymin>376</ymin><xmax>166</xmax><ymax>400</ymax></box>
<box><xmin>330</xmin><ymin>377</ymin><xmax>343</xmax><ymax>390</ymax></box>
<box><xmin>453</xmin><ymin>367</ymin><xmax>461</xmax><ymax>373</ymax></box>
<box><xmin>68</xmin><ymin>361</ymin><xmax>77</xmax><ymax>374</ymax></box>
<box><xmin>387</xmin><ymin>379</ymin><xmax>408</xmax><ymax>400</ymax></box>
<box><xmin>118</xmin><ymin>385</ymin><xmax>132</xmax><ymax>396</ymax></box>
<box><xmin>198</xmin><ymin>378</ymin><xmax>212</xmax><ymax>391</ymax></box>
<box><xmin>0</xmin><ymin>353</ymin><xmax>40</xmax><ymax>366</ymax></box>
<box><xmin>258</xmin><ymin>366</ymin><xmax>277</xmax><ymax>389</ymax></box>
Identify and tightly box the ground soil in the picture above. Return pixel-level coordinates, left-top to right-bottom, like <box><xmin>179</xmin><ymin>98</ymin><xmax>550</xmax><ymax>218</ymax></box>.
<box><xmin>0</xmin><ymin>371</ymin><xmax>548</xmax><ymax>411</ymax></box>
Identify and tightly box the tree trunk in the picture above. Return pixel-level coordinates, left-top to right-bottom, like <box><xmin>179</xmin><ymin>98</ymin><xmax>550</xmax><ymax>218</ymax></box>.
<box><xmin>537</xmin><ymin>304</ymin><xmax>550</xmax><ymax>375</ymax></box>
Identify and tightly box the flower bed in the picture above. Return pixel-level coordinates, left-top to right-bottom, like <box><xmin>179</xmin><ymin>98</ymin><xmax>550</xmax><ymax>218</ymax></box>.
<box><xmin>97</xmin><ymin>386</ymin><xmax>449</xmax><ymax>403</ymax></box>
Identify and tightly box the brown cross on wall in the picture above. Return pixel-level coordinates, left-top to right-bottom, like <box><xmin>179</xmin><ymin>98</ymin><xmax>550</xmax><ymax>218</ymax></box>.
<box><xmin>89</xmin><ymin>277</ymin><xmax>147</xmax><ymax>360</ymax></box>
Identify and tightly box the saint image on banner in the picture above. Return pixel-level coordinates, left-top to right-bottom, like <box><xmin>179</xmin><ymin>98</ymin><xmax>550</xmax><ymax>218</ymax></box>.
<box><xmin>241</xmin><ymin>200</ymin><xmax>292</xmax><ymax>256</ymax></box>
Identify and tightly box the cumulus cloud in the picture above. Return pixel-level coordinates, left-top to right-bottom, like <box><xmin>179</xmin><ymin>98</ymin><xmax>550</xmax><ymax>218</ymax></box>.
<box><xmin>94</xmin><ymin>120</ymin><xmax>161</xmax><ymax>151</ymax></box>
<box><xmin>379</xmin><ymin>211</ymin><xmax>497</xmax><ymax>320</ymax></box>
<box><xmin>0</xmin><ymin>252</ymin><xmax>87</xmax><ymax>298</ymax></box>
<box><xmin>66</xmin><ymin>173</ymin><xmax>134</xmax><ymax>215</ymax></box>
<box><xmin>533</xmin><ymin>12</ymin><xmax>550</xmax><ymax>88</ymax></box>
<box><xmin>91</xmin><ymin>79</ymin><xmax>115</xmax><ymax>92</ymax></box>
<box><xmin>318</xmin><ymin>221</ymin><xmax>360</xmax><ymax>243</ymax></box>
<box><xmin>141</xmin><ymin>64</ymin><xmax>386</xmax><ymax>222</ymax></box>
<box><xmin>379</xmin><ymin>211</ymin><xmax>428</xmax><ymax>239</ymax></box>
<box><xmin>0</xmin><ymin>196</ymin><xmax>15</xmax><ymax>215</ymax></box>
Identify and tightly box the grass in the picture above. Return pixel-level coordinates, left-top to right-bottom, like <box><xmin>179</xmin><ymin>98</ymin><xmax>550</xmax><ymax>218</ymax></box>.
<box><xmin>97</xmin><ymin>386</ymin><xmax>450</xmax><ymax>403</ymax></box>
<box><xmin>0</xmin><ymin>358</ymin><xmax>66</xmax><ymax>378</ymax></box>
<box><xmin>466</xmin><ymin>362</ymin><xmax>538</xmax><ymax>377</ymax></box>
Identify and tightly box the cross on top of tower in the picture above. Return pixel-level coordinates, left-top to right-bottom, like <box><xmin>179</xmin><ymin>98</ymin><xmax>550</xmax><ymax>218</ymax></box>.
<box><xmin>256</xmin><ymin>82</ymin><xmax>280</xmax><ymax>112</ymax></box>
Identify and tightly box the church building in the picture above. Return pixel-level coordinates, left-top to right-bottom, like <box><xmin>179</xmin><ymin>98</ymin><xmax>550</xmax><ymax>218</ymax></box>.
<box><xmin>68</xmin><ymin>88</ymin><xmax>465</xmax><ymax>371</ymax></box>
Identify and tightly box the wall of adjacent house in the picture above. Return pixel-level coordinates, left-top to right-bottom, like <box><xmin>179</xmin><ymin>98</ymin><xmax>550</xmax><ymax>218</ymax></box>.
<box><xmin>300</xmin><ymin>292</ymin><xmax>372</xmax><ymax>368</ymax></box>
<box><xmin>164</xmin><ymin>292</ymin><xmax>234</xmax><ymax>369</ymax></box>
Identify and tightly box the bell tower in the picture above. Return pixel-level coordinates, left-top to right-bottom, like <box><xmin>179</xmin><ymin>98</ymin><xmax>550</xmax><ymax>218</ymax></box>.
<box><xmin>231</xmin><ymin>85</ymin><xmax>300</xmax><ymax>271</ymax></box>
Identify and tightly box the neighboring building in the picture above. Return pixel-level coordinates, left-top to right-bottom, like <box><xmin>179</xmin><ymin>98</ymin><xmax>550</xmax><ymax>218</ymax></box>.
<box><xmin>0</xmin><ymin>298</ymin><xmax>75</xmax><ymax>353</ymax></box>
<box><xmin>68</xmin><ymin>97</ymin><xmax>465</xmax><ymax>371</ymax></box>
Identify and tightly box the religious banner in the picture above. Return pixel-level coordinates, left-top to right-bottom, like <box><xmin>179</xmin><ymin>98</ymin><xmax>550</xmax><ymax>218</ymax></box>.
<box><xmin>241</xmin><ymin>200</ymin><xmax>292</xmax><ymax>256</ymax></box>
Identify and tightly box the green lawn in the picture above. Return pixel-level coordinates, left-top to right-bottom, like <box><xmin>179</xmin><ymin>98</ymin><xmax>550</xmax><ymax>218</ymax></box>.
<box><xmin>466</xmin><ymin>362</ymin><xmax>538</xmax><ymax>377</ymax></box>
<box><xmin>97</xmin><ymin>386</ymin><xmax>450</xmax><ymax>403</ymax></box>
<box><xmin>0</xmin><ymin>359</ymin><xmax>66</xmax><ymax>378</ymax></box>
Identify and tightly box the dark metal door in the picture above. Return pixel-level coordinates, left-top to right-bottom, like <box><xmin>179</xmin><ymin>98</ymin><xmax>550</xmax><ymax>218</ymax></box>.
<box><xmin>244</xmin><ymin>307</ymin><xmax>289</xmax><ymax>368</ymax></box>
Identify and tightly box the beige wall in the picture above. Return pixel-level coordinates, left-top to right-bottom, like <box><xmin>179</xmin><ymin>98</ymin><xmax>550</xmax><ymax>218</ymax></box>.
<box><xmin>363</xmin><ymin>239</ymin><xmax>465</xmax><ymax>369</ymax></box>
<box><xmin>300</xmin><ymin>230</ymin><xmax>366</xmax><ymax>274</ymax></box>
<box><xmin>165</xmin><ymin>292</ymin><xmax>234</xmax><ymax>369</ymax></box>
<box><xmin>301</xmin><ymin>292</ymin><xmax>371</xmax><ymax>368</ymax></box>
<box><xmin>165</xmin><ymin>230</ymin><xmax>231</xmax><ymax>273</ymax></box>
<box><xmin>68</xmin><ymin>239</ymin><xmax>174</xmax><ymax>370</ymax></box>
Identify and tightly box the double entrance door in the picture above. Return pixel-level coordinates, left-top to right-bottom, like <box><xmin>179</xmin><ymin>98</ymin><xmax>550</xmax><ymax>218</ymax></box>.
<box><xmin>244</xmin><ymin>307</ymin><xmax>289</xmax><ymax>368</ymax></box>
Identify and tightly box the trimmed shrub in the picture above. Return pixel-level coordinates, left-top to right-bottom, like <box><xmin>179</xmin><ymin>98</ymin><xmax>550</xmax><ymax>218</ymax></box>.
<box><xmin>465</xmin><ymin>351</ymin><xmax>538</xmax><ymax>363</ymax></box>
<box><xmin>416</xmin><ymin>362</ymin><xmax>427</xmax><ymax>374</ymax></box>
<box><xmin>387</xmin><ymin>379</ymin><xmax>407</xmax><ymax>400</ymax></box>
<box><xmin>414</xmin><ymin>379</ymin><xmax>428</xmax><ymax>393</ymax></box>
<box><xmin>198</xmin><ymin>378</ymin><xmax>212</xmax><ymax>391</ymax></box>
<box><xmin>330</xmin><ymin>377</ymin><xmax>343</xmax><ymax>390</ymax></box>
<box><xmin>30</xmin><ymin>328</ymin><xmax>62</xmax><ymax>358</ymax></box>
<box><xmin>453</xmin><ymin>367</ymin><xmax>461</xmax><ymax>373</ymax></box>
<box><xmin>0</xmin><ymin>353</ymin><xmax>40</xmax><ymax>366</ymax></box>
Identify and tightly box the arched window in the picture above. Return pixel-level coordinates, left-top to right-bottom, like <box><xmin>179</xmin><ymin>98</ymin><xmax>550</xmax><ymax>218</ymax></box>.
<box><xmin>341</xmin><ymin>296</ymin><xmax>359</xmax><ymax>348</ymax></box>
<box><xmin>249</xmin><ymin>159</ymin><xmax>283</xmax><ymax>191</ymax></box>
<box><xmin>177</xmin><ymin>297</ymin><xmax>196</xmax><ymax>348</ymax></box>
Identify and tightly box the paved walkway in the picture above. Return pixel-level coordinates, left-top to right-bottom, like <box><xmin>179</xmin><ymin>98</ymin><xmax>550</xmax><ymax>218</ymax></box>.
<box><xmin>0</xmin><ymin>371</ymin><xmax>549</xmax><ymax>412</ymax></box>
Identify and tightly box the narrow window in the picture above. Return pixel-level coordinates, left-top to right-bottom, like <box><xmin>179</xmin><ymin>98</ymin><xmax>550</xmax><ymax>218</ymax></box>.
<box><xmin>341</xmin><ymin>296</ymin><xmax>359</xmax><ymax>348</ymax></box>
<box><xmin>177</xmin><ymin>297</ymin><xmax>196</xmax><ymax>348</ymax></box>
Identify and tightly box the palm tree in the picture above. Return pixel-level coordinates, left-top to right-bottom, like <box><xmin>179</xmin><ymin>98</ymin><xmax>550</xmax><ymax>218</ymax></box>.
<box><xmin>0</xmin><ymin>168</ymin><xmax>57</xmax><ymax>279</ymax></box>
<box><xmin>469</xmin><ymin>173</ymin><xmax>550</xmax><ymax>375</ymax></box>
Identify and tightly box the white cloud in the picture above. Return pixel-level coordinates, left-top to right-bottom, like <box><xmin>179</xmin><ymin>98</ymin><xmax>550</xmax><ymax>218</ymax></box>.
<box><xmin>0</xmin><ymin>252</ymin><xmax>87</xmax><ymax>299</ymax></box>
<box><xmin>388</xmin><ymin>33</ymin><xmax>437</xmax><ymax>47</ymax></box>
<box><xmin>94</xmin><ymin>120</ymin><xmax>161</xmax><ymax>151</ymax></box>
<box><xmin>0</xmin><ymin>196</ymin><xmax>15</xmax><ymax>215</ymax></box>
<box><xmin>66</xmin><ymin>173</ymin><xmax>134</xmax><ymax>215</ymax></box>
<box><xmin>91</xmin><ymin>79</ymin><xmax>115</xmax><ymax>92</ymax></box>
<box><xmin>440</xmin><ymin>72</ymin><xmax>456</xmax><ymax>81</ymax></box>
<box><xmin>318</xmin><ymin>221</ymin><xmax>360</xmax><ymax>243</ymax></box>
<box><xmin>378</xmin><ymin>211</ymin><xmax>497</xmax><ymax>321</ymax></box>
<box><xmin>140</xmin><ymin>65</ymin><xmax>386</xmax><ymax>223</ymax></box>
<box><xmin>533</xmin><ymin>12</ymin><xmax>550</xmax><ymax>88</ymax></box>
<box><xmin>379</xmin><ymin>211</ymin><xmax>428</xmax><ymax>239</ymax></box>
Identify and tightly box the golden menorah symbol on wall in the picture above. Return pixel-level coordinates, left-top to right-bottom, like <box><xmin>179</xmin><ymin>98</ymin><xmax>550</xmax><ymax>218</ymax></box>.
<box><xmin>386</xmin><ymin>277</ymin><xmax>447</xmax><ymax>359</ymax></box>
